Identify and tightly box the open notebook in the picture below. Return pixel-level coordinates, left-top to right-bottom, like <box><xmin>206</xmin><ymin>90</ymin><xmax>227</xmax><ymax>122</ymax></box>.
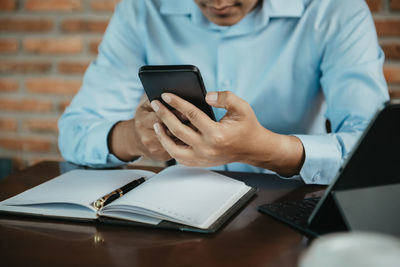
<box><xmin>0</xmin><ymin>165</ymin><xmax>256</xmax><ymax>233</ymax></box>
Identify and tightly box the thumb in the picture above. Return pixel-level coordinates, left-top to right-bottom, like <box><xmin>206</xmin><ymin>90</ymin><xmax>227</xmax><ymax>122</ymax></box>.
<box><xmin>206</xmin><ymin>91</ymin><xmax>247</xmax><ymax>113</ymax></box>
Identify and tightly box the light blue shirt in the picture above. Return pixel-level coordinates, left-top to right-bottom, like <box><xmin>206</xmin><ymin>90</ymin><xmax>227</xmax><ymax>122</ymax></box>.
<box><xmin>58</xmin><ymin>0</ymin><xmax>388</xmax><ymax>184</ymax></box>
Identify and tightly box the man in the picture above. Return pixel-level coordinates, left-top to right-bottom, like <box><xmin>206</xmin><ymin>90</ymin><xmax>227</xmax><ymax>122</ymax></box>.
<box><xmin>58</xmin><ymin>0</ymin><xmax>388</xmax><ymax>184</ymax></box>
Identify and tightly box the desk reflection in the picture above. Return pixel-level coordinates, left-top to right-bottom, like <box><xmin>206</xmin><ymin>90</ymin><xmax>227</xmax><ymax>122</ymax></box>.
<box><xmin>0</xmin><ymin>208</ymin><xmax>306</xmax><ymax>267</ymax></box>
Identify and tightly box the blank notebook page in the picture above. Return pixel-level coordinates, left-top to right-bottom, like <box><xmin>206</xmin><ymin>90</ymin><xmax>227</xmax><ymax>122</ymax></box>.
<box><xmin>108</xmin><ymin>165</ymin><xmax>250</xmax><ymax>229</ymax></box>
<box><xmin>0</xmin><ymin>169</ymin><xmax>154</xmax><ymax>208</ymax></box>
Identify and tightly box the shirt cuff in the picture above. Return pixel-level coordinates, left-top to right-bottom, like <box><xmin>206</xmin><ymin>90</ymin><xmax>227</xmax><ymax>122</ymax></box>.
<box><xmin>294</xmin><ymin>134</ymin><xmax>342</xmax><ymax>185</ymax></box>
<box><xmin>85</xmin><ymin>121</ymin><xmax>138</xmax><ymax>168</ymax></box>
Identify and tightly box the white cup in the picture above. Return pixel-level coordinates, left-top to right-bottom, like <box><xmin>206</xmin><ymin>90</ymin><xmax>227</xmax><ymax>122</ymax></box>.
<box><xmin>299</xmin><ymin>232</ymin><xmax>400</xmax><ymax>267</ymax></box>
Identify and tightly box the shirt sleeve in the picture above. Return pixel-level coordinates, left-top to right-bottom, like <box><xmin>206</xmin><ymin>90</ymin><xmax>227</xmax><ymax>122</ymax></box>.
<box><xmin>295</xmin><ymin>0</ymin><xmax>389</xmax><ymax>184</ymax></box>
<box><xmin>58</xmin><ymin>0</ymin><xmax>146</xmax><ymax>167</ymax></box>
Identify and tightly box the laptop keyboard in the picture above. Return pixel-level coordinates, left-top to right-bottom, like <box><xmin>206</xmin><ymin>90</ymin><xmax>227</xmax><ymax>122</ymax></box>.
<box><xmin>258</xmin><ymin>197</ymin><xmax>320</xmax><ymax>229</ymax></box>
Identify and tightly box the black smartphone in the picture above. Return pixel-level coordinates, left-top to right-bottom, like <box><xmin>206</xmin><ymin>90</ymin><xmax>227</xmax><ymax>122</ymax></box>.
<box><xmin>138</xmin><ymin>65</ymin><xmax>216</xmax><ymax>121</ymax></box>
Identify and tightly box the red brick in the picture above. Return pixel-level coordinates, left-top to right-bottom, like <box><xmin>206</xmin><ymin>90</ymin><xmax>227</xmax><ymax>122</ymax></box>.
<box><xmin>61</xmin><ymin>19</ymin><xmax>108</xmax><ymax>33</ymax></box>
<box><xmin>384</xmin><ymin>65</ymin><xmax>400</xmax><ymax>84</ymax></box>
<box><xmin>0</xmin><ymin>61</ymin><xmax>51</xmax><ymax>74</ymax></box>
<box><xmin>90</xmin><ymin>0</ymin><xmax>120</xmax><ymax>11</ymax></box>
<box><xmin>389</xmin><ymin>89</ymin><xmax>400</xmax><ymax>99</ymax></box>
<box><xmin>382</xmin><ymin>43</ymin><xmax>400</xmax><ymax>60</ymax></box>
<box><xmin>0</xmin><ymin>0</ymin><xmax>16</xmax><ymax>11</ymax></box>
<box><xmin>366</xmin><ymin>0</ymin><xmax>382</xmax><ymax>12</ymax></box>
<box><xmin>25</xmin><ymin>0</ymin><xmax>82</xmax><ymax>11</ymax></box>
<box><xmin>0</xmin><ymin>137</ymin><xmax>51</xmax><ymax>152</ymax></box>
<box><xmin>391</xmin><ymin>0</ymin><xmax>400</xmax><ymax>11</ymax></box>
<box><xmin>25</xmin><ymin>79</ymin><xmax>81</xmax><ymax>95</ymax></box>
<box><xmin>58</xmin><ymin>61</ymin><xmax>90</xmax><ymax>74</ymax></box>
<box><xmin>11</xmin><ymin>157</ymin><xmax>25</xmax><ymax>171</ymax></box>
<box><xmin>23</xmin><ymin>38</ymin><xmax>82</xmax><ymax>54</ymax></box>
<box><xmin>89</xmin><ymin>39</ymin><xmax>101</xmax><ymax>54</ymax></box>
<box><xmin>0</xmin><ymin>118</ymin><xmax>17</xmax><ymax>132</ymax></box>
<box><xmin>58</xmin><ymin>101</ymin><xmax>71</xmax><ymax>112</ymax></box>
<box><xmin>24</xmin><ymin>119</ymin><xmax>58</xmax><ymax>133</ymax></box>
<box><xmin>0</xmin><ymin>79</ymin><xmax>18</xmax><ymax>92</ymax></box>
<box><xmin>0</xmin><ymin>18</ymin><xmax>53</xmax><ymax>32</ymax></box>
<box><xmin>375</xmin><ymin>19</ymin><xmax>400</xmax><ymax>37</ymax></box>
<box><xmin>0</xmin><ymin>39</ymin><xmax>18</xmax><ymax>53</ymax></box>
<box><xmin>0</xmin><ymin>99</ymin><xmax>52</xmax><ymax>112</ymax></box>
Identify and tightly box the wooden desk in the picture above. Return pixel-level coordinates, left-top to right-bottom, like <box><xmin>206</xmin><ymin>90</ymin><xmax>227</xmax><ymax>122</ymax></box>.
<box><xmin>0</xmin><ymin>161</ymin><xmax>325</xmax><ymax>267</ymax></box>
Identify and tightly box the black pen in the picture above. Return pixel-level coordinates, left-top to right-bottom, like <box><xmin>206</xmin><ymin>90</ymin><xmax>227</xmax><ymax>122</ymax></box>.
<box><xmin>92</xmin><ymin>177</ymin><xmax>146</xmax><ymax>210</ymax></box>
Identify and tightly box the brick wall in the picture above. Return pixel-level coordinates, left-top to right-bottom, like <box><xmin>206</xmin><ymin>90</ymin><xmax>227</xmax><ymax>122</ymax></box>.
<box><xmin>0</xmin><ymin>0</ymin><xmax>399</xmax><ymax>170</ymax></box>
<box><xmin>0</xmin><ymin>0</ymin><xmax>120</xmax><ymax>170</ymax></box>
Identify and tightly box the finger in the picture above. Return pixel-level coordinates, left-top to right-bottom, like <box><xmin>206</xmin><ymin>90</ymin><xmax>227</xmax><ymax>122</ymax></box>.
<box><xmin>137</xmin><ymin>111</ymin><xmax>160</xmax><ymax>130</ymax></box>
<box><xmin>139</xmin><ymin>94</ymin><xmax>148</xmax><ymax>102</ymax></box>
<box><xmin>161</xmin><ymin>93</ymin><xmax>216</xmax><ymax>133</ymax></box>
<box><xmin>144</xmin><ymin>111</ymin><xmax>160</xmax><ymax>126</ymax></box>
<box><xmin>151</xmin><ymin>100</ymin><xmax>200</xmax><ymax>146</ymax></box>
<box><xmin>141</xmin><ymin>142</ymin><xmax>171</xmax><ymax>160</ymax></box>
<box><xmin>138</xmin><ymin>94</ymin><xmax>153</xmax><ymax>111</ymax></box>
<box><xmin>153</xmin><ymin>122</ymin><xmax>195</xmax><ymax>160</ymax></box>
<box><xmin>172</xmin><ymin>110</ymin><xmax>189</xmax><ymax>122</ymax></box>
<box><xmin>205</xmin><ymin>91</ymin><xmax>248</xmax><ymax>114</ymax></box>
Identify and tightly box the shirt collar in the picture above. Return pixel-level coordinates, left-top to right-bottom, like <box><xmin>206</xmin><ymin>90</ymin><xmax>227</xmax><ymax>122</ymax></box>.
<box><xmin>160</xmin><ymin>0</ymin><xmax>305</xmax><ymax>37</ymax></box>
<box><xmin>266</xmin><ymin>0</ymin><xmax>305</xmax><ymax>17</ymax></box>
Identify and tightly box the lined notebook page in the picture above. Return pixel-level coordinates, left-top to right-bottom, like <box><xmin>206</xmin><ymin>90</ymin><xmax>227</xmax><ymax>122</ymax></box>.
<box><xmin>104</xmin><ymin>165</ymin><xmax>250</xmax><ymax>229</ymax></box>
<box><xmin>0</xmin><ymin>169</ymin><xmax>155</xmax><ymax>210</ymax></box>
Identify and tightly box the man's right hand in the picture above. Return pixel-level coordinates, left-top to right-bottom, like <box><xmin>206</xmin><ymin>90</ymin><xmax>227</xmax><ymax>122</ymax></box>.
<box><xmin>108</xmin><ymin>96</ymin><xmax>172</xmax><ymax>162</ymax></box>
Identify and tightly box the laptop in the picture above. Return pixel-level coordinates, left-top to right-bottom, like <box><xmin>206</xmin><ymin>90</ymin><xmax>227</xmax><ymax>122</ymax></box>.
<box><xmin>258</xmin><ymin>100</ymin><xmax>400</xmax><ymax>237</ymax></box>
